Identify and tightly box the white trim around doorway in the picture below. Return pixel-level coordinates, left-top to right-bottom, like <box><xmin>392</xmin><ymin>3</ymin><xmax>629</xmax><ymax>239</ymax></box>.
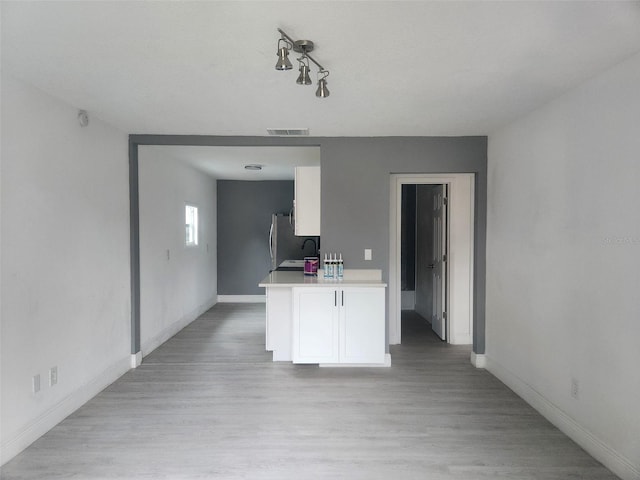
<box><xmin>389</xmin><ymin>173</ymin><xmax>474</xmax><ymax>346</ymax></box>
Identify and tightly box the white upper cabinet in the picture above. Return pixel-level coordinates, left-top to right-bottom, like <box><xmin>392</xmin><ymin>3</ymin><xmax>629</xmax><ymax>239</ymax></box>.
<box><xmin>294</xmin><ymin>166</ymin><xmax>321</xmax><ymax>236</ymax></box>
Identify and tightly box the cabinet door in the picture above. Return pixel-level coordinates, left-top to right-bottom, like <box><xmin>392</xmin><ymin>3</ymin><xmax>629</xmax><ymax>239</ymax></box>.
<box><xmin>265</xmin><ymin>288</ymin><xmax>293</xmax><ymax>361</ymax></box>
<box><xmin>339</xmin><ymin>288</ymin><xmax>386</xmax><ymax>364</ymax></box>
<box><xmin>294</xmin><ymin>166</ymin><xmax>321</xmax><ymax>236</ymax></box>
<box><xmin>292</xmin><ymin>288</ymin><xmax>339</xmax><ymax>363</ymax></box>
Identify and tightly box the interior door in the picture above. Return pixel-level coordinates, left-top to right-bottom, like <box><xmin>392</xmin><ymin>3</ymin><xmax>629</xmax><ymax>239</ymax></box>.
<box><xmin>431</xmin><ymin>185</ymin><xmax>447</xmax><ymax>340</ymax></box>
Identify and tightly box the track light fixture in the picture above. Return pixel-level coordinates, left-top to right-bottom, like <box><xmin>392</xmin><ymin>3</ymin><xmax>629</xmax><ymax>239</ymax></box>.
<box><xmin>275</xmin><ymin>28</ymin><xmax>330</xmax><ymax>98</ymax></box>
<box><xmin>275</xmin><ymin>38</ymin><xmax>293</xmax><ymax>71</ymax></box>
<box><xmin>316</xmin><ymin>70</ymin><xmax>330</xmax><ymax>98</ymax></box>
<box><xmin>296</xmin><ymin>56</ymin><xmax>312</xmax><ymax>85</ymax></box>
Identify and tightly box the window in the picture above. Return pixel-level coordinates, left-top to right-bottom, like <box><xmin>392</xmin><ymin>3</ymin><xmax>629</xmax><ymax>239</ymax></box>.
<box><xmin>185</xmin><ymin>204</ymin><xmax>198</xmax><ymax>247</ymax></box>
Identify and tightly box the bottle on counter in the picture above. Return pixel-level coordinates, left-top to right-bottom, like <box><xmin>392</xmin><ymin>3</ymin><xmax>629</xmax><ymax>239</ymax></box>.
<box><xmin>337</xmin><ymin>253</ymin><xmax>344</xmax><ymax>280</ymax></box>
<box><xmin>324</xmin><ymin>253</ymin><xmax>330</xmax><ymax>279</ymax></box>
<box><xmin>331</xmin><ymin>253</ymin><xmax>337</xmax><ymax>280</ymax></box>
<box><xmin>328</xmin><ymin>253</ymin><xmax>335</xmax><ymax>279</ymax></box>
<box><xmin>331</xmin><ymin>253</ymin><xmax>338</xmax><ymax>280</ymax></box>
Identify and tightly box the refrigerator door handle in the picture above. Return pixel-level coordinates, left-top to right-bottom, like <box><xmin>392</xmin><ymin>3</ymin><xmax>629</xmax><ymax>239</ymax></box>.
<box><xmin>269</xmin><ymin>222</ymin><xmax>274</xmax><ymax>263</ymax></box>
<box><xmin>289</xmin><ymin>205</ymin><xmax>295</xmax><ymax>231</ymax></box>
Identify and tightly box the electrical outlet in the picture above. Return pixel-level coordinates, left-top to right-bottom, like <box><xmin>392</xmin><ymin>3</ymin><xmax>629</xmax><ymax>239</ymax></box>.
<box><xmin>49</xmin><ymin>366</ymin><xmax>58</xmax><ymax>386</ymax></box>
<box><xmin>32</xmin><ymin>374</ymin><xmax>41</xmax><ymax>394</ymax></box>
<box><xmin>364</xmin><ymin>248</ymin><xmax>372</xmax><ymax>261</ymax></box>
<box><xmin>571</xmin><ymin>377</ymin><xmax>579</xmax><ymax>399</ymax></box>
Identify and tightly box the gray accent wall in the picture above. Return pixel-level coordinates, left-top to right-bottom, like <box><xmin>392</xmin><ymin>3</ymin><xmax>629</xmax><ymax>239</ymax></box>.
<box><xmin>217</xmin><ymin>180</ymin><xmax>294</xmax><ymax>295</ymax></box>
<box><xmin>401</xmin><ymin>185</ymin><xmax>416</xmax><ymax>292</ymax></box>
<box><xmin>129</xmin><ymin>135</ymin><xmax>487</xmax><ymax>354</ymax></box>
<box><xmin>319</xmin><ymin>137</ymin><xmax>487</xmax><ymax>351</ymax></box>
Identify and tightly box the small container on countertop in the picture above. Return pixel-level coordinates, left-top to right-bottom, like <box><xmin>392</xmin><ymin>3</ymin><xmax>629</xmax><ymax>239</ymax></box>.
<box><xmin>304</xmin><ymin>257</ymin><xmax>319</xmax><ymax>276</ymax></box>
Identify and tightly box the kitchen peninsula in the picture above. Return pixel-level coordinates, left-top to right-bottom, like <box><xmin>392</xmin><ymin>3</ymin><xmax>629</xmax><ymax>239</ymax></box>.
<box><xmin>259</xmin><ymin>270</ymin><xmax>389</xmax><ymax>366</ymax></box>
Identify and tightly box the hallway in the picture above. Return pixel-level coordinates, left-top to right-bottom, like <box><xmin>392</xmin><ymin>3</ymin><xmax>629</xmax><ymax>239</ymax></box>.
<box><xmin>1</xmin><ymin>304</ymin><xmax>618</xmax><ymax>479</ymax></box>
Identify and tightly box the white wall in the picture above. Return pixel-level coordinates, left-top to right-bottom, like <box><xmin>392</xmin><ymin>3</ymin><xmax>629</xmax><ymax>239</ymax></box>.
<box><xmin>138</xmin><ymin>147</ymin><xmax>217</xmax><ymax>355</ymax></box>
<box><xmin>0</xmin><ymin>74</ymin><xmax>131</xmax><ymax>464</ymax></box>
<box><xmin>486</xmin><ymin>52</ymin><xmax>640</xmax><ymax>480</ymax></box>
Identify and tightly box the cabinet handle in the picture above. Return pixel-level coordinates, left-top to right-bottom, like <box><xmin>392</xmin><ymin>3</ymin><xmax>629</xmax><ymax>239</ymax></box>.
<box><xmin>334</xmin><ymin>290</ymin><xmax>337</xmax><ymax>307</ymax></box>
<box><xmin>341</xmin><ymin>290</ymin><xmax>344</xmax><ymax>306</ymax></box>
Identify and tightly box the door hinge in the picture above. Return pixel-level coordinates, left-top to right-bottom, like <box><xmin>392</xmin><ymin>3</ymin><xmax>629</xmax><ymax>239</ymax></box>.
<box><xmin>443</xmin><ymin>311</ymin><xmax>447</xmax><ymax>319</ymax></box>
<box><xmin>443</xmin><ymin>254</ymin><xmax>447</xmax><ymax>262</ymax></box>
<box><xmin>443</xmin><ymin>197</ymin><xmax>448</xmax><ymax>206</ymax></box>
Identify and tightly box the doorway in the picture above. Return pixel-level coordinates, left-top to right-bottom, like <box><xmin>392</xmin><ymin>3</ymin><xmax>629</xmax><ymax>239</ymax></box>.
<box><xmin>128</xmin><ymin>138</ymin><xmax>322</xmax><ymax>364</ymax></box>
<box><xmin>401</xmin><ymin>184</ymin><xmax>448</xmax><ymax>340</ymax></box>
<box><xmin>389</xmin><ymin>174</ymin><xmax>474</xmax><ymax>346</ymax></box>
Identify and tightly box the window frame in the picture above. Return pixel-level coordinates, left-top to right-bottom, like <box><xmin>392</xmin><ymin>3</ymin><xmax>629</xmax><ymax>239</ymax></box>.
<box><xmin>185</xmin><ymin>203</ymin><xmax>199</xmax><ymax>247</ymax></box>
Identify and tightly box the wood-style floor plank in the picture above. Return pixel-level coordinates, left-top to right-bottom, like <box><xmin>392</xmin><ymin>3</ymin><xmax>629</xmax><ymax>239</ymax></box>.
<box><xmin>1</xmin><ymin>304</ymin><xmax>619</xmax><ymax>479</ymax></box>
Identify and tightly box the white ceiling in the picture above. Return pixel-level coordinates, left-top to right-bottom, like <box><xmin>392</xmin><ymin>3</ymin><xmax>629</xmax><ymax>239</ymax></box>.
<box><xmin>142</xmin><ymin>145</ymin><xmax>320</xmax><ymax>180</ymax></box>
<box><xmin>2</xmin><ymin>1</ymin><xmax>640</xmax><ymax>139</ymax></box>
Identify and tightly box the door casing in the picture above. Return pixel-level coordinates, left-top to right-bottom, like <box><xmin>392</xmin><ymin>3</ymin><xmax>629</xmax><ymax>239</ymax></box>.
<box><xmin>389</xmin><ymin>173</ymin><xmax>474</xmax><ymax>345</ymax></box>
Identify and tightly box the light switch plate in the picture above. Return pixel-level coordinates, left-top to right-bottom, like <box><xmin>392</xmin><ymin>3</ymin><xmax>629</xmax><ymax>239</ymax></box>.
<box><xmin>364</xmin><ymin>248</ymin><xmax>372</xmax><ymax>261</ymax></box>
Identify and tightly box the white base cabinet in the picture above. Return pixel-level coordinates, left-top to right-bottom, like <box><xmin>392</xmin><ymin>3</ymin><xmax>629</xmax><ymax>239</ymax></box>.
<box><xmin>292</xmin><ymin>287</ymin><xmax>385</xmax><ymax>364</ymax></box>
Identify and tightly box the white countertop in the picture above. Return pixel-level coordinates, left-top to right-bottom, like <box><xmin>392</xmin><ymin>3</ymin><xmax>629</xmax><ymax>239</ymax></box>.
<box><xmin>278</xmin><ymin>259</ymin><xmax>306</xmax><ymax>268</ymax></box>
<box><xmin>259</xmin><ymin>269</ymin><xmax>386</xmax><ymax>288</ymax></box>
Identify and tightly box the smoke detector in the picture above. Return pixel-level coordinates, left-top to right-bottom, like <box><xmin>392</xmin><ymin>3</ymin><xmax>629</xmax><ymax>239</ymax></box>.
<box><xmin>78</xmin><ymin>109</ymin><xmax>89</xmax><ymax>127</ymax></box>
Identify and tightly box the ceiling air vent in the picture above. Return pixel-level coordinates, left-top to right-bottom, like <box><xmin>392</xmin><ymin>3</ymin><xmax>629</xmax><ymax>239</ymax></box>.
<box><xmin>267</xmin><ymin>128</ymin><xmax>310</xmax><ymax>136</ymax></box>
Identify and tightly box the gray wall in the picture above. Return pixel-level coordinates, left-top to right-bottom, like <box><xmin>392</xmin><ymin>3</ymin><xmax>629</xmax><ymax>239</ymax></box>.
<box><xmin>320</xmin><ymin>137</ymin><xmax>487</xmax><ymax>351</ymax></box>
<box><xmin>130</xmin><ymin>135</ymin><xmax>487</xmax><ymax>353</ymax></box>
<box><xmin>217</xmin><ymin>180</ymin><xmax>293</xmax><ymax>295</ymax></box>
<box><xmin>401</xmin><ymin>185</ymin><xmax>416</xmax><ymax>292</ymax></box>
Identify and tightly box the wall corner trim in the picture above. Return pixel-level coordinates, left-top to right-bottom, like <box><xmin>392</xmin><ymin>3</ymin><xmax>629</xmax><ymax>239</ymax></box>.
<box><xmin>470</xmin><ymin>352</ymin><xmax>486</xmax><ymax>368</ymax></box>
<box><xmin>485</xmin><ymin>356</ymin><xmax>640</xmax><ymax>480</ymax></box>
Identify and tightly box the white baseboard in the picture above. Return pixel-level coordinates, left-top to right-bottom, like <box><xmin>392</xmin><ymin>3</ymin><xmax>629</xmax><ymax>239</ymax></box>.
<box><xmin>1</xmin><ymin>356</ymin><xmax>131</xmax><ymax>466</ymax></box>
<box><xmin>130</xmin><ymin>351</ymin><xmax>142</xmax><ymax>368</ymax></box>
<box><xmin>140</xmin><ymin>297</ymin><xmax>216</xmax><ymax>358</ymax></box>
<box><xmin>320</xmin><ymin>354</ymin><xmax>392</xmax><ymax>368</ymax></box>
<box><xmin>470</xmin><ymin>352</ymin><xmax>486</xmax><ymax>368</ymax></box>
<box><xmin>486</xmin><ymin>356</ymin><xmax>640</xmax><ymax>480</ymax></box>
<box><xmin>217</xmin><ymin>295</ymin><xmax>265</xmax><ymax>303</ymax></box>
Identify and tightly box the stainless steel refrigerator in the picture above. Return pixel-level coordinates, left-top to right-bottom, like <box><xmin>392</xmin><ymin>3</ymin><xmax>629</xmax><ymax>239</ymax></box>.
<box><xmin>269</xmin><ymin>213</ymin><xmax>319</xmax><ymax>271</ymax></box>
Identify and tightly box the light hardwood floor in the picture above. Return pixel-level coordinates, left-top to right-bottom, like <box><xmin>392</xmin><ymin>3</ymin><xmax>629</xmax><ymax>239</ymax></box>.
<box><xmin>2</xmin><ymin>304</ymin><xmax>619</xmax><ymax>479</ymax></box>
